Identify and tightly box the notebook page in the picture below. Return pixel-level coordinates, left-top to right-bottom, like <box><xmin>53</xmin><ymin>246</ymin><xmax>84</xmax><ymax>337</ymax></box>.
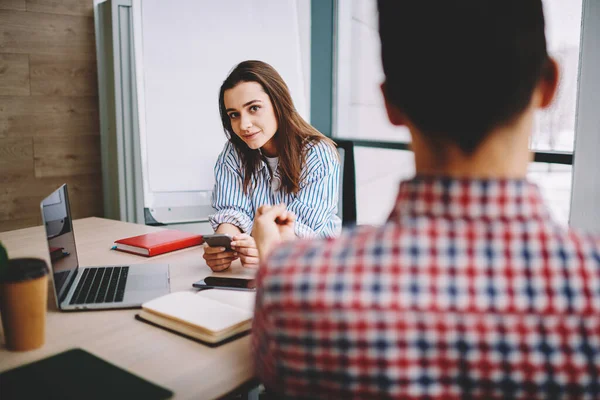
<box><xmin>196</xmin><ymin>290</ymin><xmax>256</xmax><ymax>313</ymax></box>
<box><xmin>142</xmin><ymin>292</ymin><xmax>251</xmax><ymax>334</ymax></box>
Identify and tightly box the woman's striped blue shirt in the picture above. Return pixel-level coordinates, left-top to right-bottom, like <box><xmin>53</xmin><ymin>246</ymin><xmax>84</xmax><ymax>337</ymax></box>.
<box><xmin>209</xmin><ymin>140</ymin><xmax>342</xmax><ymax>238</ymax></box>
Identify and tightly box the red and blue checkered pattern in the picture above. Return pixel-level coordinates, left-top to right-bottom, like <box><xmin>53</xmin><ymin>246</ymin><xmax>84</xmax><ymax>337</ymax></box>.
<box><xmin>253</xmin><ymin>177</ymin><xmax>600</xmax><ymax>399</ymax></box>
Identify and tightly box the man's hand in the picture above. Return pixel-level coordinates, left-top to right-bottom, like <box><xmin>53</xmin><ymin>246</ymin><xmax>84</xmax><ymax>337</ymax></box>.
<box><xmin>202</xmin><ymin>246</ymin><xmax>238</xmax><ymax>272</ymax></box>
<box><xmin>252</xmin><ymin>204</ymin><xmax>296</xmax><ymax>258</ymax></box>
<box><xmin>231</xmin><ymin>233</ymin><xmax>260</xmax><ymax>269</ymax></box>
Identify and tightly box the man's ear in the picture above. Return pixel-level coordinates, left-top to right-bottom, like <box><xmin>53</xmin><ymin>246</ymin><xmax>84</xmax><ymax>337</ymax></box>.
<box><xmin>381</xmin><ymin>82</ymin><xmax>406</xmax><ymax>126</ymax></box>
<box><xmin>539</xmin><ymin>57</ymin><xmax>559</xmax><ymax>109</ymax></box>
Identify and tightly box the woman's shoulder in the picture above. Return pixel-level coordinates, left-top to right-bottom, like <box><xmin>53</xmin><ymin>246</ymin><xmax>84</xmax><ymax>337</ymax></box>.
<box><xmin>216</xmin><ymin>140</ymin><xmax>242</xmax><ymax>170</ymax></box>
<box><xmin>304</xmin><ymin>138</ymin><xmax>339</xmax><ymax>166</ymax></box>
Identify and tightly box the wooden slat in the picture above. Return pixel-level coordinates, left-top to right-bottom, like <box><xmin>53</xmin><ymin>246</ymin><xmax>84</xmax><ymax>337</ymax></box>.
<box><xmin>0</xmin><ymin>53</ymin><xmax>30</xmax><ymax>95</ymax></box>
<box><xmin>0</xmin><ymin>174</ymin><xmax>103</xmax><ymax>223</ymax></box>
<box><xmin>0</xmin><ymin>10</ymin><xmax>95</xmax><ymax>56</ymax></box>
<box><xmin>34</xmin><ymin>134</ymin><xmax>101</xmax><ymax>177</ymax></box>
<box><xmin>0</xmin><ymin>96</ymin><xmax>99</xmax><ymax>137</ymax></box>
<box><xmin>0</xmin><ymin>217</ymin><xmax>40</xmax><ymax>233</ymax></box>
<box><xmin>0</xmin><ymin>0</ymin><xmax>26</xmax><ymax>11</ymax></box>
<box><xmin>30</xmin><ymin>54</ymin><xmax>97</xmax><ymax>96</ymax></box>
<box><xmin>0</xmin><ymin>136</ymin><xmax>33</xmax><ymax>180</ymax></box>
<box><xmin>67</xmin><ymin>176</ymin><xmax>105</xmax><ymax>220</ymax></box>
<box><xmin>26</xmin><ymin>0</ymin><xmax>94</xmax><ymax>17</ymax></box>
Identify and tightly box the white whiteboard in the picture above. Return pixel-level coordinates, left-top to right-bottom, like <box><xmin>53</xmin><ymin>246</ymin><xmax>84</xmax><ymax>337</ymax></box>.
<box><xmin>132</xmin><ymin>0</ymin><xmax>310</xmax><ymax>222</ymax></box>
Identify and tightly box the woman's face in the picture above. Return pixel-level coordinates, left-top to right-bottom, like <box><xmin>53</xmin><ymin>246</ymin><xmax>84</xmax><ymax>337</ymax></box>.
<box><xmin>224</xmin><ymin>81</ymin><xmax>279</xmax><ymax>156</ymax></box>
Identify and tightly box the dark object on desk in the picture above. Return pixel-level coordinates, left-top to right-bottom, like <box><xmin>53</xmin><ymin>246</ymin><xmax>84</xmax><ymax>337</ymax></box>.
<box><xmin>0</xmin><ymin>348</ymin><xmax>173</xmax><ymax>400</ymax></box>
<box><xmin>202</xmin><ymin>233</ymin><xmax>233</xmax><ymax>251</ymax></box>
<box><xmin>193</xmin><ymin>276</ymin><xmax>256</xmax><ymax>292</ymax></box>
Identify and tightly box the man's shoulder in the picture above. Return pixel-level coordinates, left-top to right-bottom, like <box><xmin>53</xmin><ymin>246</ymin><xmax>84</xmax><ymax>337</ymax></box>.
<box><xmin>261</xmin><ymin>219</ymin><xmax>600</xmax><ymax>275</ymax></box>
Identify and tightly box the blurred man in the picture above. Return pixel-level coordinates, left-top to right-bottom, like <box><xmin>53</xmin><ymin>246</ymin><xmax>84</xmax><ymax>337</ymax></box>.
<box><xmin>252</xmin><ymin>1</ymin><xmax>600</xmax><ymax>398</ymax></box>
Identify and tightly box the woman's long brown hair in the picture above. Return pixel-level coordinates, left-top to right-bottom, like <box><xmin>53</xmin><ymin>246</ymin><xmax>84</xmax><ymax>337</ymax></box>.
<box><xmin>218</xmin><ymin>60</ymin><xmax>336</xmax><ymax>194</ymax></box>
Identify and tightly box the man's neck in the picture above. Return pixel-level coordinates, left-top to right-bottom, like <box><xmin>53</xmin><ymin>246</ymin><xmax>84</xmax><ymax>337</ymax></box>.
<box><xmin>410</xmin><ymin>112</ymin><xmax>534</xmax><ymax>180</ymax></box>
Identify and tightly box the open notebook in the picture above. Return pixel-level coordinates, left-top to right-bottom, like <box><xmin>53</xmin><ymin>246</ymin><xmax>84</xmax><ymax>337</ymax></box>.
<box><xmin>136</xmin><ymin>290</ymin><xmax>255</xmax><ymax>346</ymax></box>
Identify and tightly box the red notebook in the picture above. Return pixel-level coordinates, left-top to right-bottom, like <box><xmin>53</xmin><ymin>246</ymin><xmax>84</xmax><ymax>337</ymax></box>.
<box><xmin>114</xmin><ymin>230</ymin><xmax>204</xmax><ymax>257</ymax></box>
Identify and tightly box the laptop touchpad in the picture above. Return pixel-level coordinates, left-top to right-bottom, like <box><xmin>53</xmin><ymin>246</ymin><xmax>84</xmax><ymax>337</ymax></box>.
<box><xmin>127</xmin><ymin>274</ymin><xmax>169</xmax><ymax>291</ymax></box>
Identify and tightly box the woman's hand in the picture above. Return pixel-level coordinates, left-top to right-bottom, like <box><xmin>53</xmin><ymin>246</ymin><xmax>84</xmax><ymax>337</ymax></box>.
<box><xmin>202</xmin><ymin>245</ymin><xmax>238</xmax><ymax>272</ymax></box>
<box><xmin>231</xmin><ymin>234</ymin><xmax>260</xmax><ymax>268</ymax></box>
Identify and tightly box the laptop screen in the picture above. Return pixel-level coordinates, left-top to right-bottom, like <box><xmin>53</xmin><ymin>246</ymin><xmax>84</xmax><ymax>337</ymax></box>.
<box><xmin>41</xmin><ymin>184</ymin><xmax>79</xmax><ymax>303</ymax></box>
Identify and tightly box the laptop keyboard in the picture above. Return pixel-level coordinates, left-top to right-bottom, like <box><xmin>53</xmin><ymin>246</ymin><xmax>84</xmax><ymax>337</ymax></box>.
<box><xmin>69</xmin><ymin>266</ymin><xmax>129</xmax><ymax>305</ymax></box>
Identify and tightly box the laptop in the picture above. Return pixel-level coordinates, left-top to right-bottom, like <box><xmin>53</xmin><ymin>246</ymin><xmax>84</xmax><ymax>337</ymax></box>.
<box><xmin>41</xmin><ymin>184</ymin><xmax>170</xmax><ymax>310</ymax></box>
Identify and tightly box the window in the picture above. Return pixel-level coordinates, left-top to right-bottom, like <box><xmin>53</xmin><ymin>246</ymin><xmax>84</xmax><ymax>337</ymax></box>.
<box><xmin>334</xmin><ymin>0</ymin><xmax>583</xmax><ymax>226</ymax></box>
<box><xmin>532</xmin><ymin>0</ymin><xmax>583</xmax><ymax>152</ymax></box>
<box><xmin>355</xmin><ymin>147</ymin><xmax>413</xmax><ymax>225</ymax></box>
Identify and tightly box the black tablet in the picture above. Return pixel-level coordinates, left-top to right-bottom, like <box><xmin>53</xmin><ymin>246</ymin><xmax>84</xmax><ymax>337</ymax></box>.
<box><xmin>0</xmin><ymin>348</ymin><xmax>173</xmax><ymax>400</ymax></box>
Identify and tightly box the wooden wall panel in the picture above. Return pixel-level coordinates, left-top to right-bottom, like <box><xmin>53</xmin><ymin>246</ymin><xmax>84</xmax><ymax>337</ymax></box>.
<box><xmin>0</xmin><ymin>174</ymin><xmax>103</xmax><ymax>224</ymax></box>
<box><xmin>0</xmin><ymin>217</ymin><xmax>40</xmax><ymax>232</ymax></box>
<box><xmin>0</xmin><ymin>53</ymin><xmax>30</xmax><ymax>95</ymax></box>
<box><xmin>30</xmin><ymin>54</ymin><xmax>97</xmax><ymax>96</ymax></box>
<box><xmin>0</xmin><ymin>10</ymin><xmax>95</xmax><ymax>56</ymax></box>
<box><xmin>0</xmin><ymin>1</ymin><xmax>26</xmax><ymax>11</ymax></box>
<box><xmin>33</xmin><ymin>134</ymin><xmax>101</xmax><ymax>177</ymax></box>
<box><xmin>66</xmin><ymin>175</ymin><xmax>104</xmax><ymax>219</ymax></box>
<box><xmin>0</xmin><ymin>96</ymin><xmax>99</xmax><ymax>137</ymax></box>
<box><xmin>0</xmin><ymin>136</ymin><xmax>33</xmax><ymax>180</ymax></box>
<box><xmin>26</xmin><ymin>0</ymin><xmax>93</xmax><ymax>17</ymax></box>
<box><xmin>0</xmin><ymin>0</ymin><xmax>102</xmax><ymax>232</ymax></box>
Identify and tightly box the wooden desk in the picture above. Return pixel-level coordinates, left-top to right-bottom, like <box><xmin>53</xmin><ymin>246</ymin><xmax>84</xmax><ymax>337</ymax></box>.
<box><xmin>0</xmin><ymin>217</ymin><xmax>256</xmax><ymax>399</ymax></box>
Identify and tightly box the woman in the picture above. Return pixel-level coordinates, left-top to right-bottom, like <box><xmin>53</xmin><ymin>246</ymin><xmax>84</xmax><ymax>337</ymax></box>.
<box><xmin>204</xmin><ymin>60</ymin><xmax>341</xmax><ymax>271</ymax></box>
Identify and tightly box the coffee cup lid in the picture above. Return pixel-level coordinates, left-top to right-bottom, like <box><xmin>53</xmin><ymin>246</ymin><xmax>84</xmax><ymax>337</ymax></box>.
<box><xmin>1</xmin><ymin>258</ymin><xmax>49</xmax><ymax>283</ymax></box>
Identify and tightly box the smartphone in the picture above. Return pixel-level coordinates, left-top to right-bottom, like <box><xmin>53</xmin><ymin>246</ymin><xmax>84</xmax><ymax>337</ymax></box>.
<box><xmin>203</xmin><ymin>233</ymin><xmax>233</xmax><ymax>251</ymax></box>
<box><xmin>193</xmin><ymin>276</ymin><xmax>256</xmax><ymax>291</ymax></box>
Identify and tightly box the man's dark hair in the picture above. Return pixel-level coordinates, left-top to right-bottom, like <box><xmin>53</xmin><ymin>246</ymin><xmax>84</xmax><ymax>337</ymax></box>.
<box><xmin>378</xmin><ymin>0</ymin><xmax>550</xmax><ymax>154</ymax></box>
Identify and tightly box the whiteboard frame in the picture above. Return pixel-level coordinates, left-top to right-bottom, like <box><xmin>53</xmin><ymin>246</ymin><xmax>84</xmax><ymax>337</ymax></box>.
<box><xmin>129</xmin><ymin>0</ymin><xmax>312</xmax><ymax>224</ymax></box>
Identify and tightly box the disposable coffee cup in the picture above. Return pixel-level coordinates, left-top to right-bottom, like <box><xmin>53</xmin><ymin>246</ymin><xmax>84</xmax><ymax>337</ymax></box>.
<box><xmin>0</xmin><ymin>258</ymin><xmax>49</xmax><ymax>351</ymax></box>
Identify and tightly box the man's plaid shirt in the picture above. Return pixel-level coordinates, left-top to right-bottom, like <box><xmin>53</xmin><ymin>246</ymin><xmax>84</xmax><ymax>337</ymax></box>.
<box><xmin>253</xmin><ymin>177</ymin><xmax>600</xmax><ymax>399</ymax></box>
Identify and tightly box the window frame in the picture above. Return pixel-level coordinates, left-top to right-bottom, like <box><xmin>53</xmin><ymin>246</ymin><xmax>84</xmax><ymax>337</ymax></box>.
<box><xmin>312</xmin><ymin>0</ymin><xmax>600</xmax><ymax>229</ymax></box>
